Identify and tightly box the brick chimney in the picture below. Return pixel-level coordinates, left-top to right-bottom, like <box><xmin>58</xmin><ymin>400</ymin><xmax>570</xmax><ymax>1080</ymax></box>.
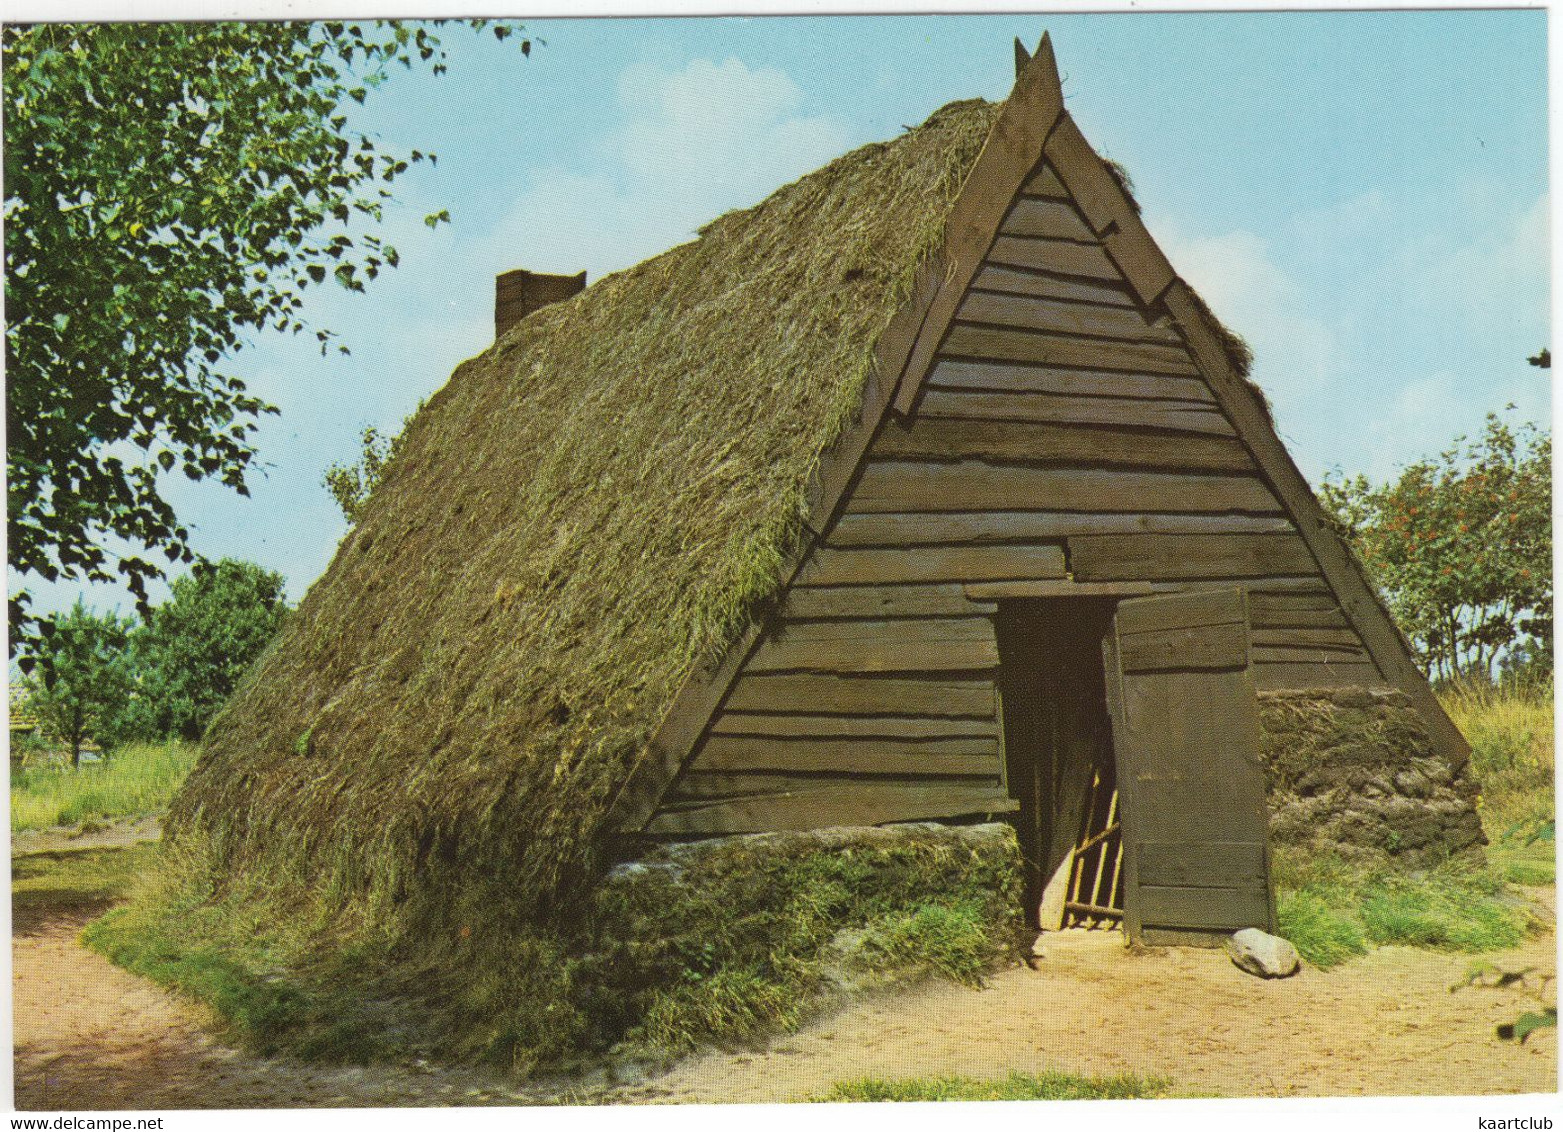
<box><xmin>495</xmin><ymin>269</ymin><xmax>586</xmax><ymax>338</ymax></box>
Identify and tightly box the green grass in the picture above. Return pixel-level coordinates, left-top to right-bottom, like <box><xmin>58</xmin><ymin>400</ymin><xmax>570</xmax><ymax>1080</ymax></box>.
<box><xmin>1275</xmin><ymin>848</ymin><xmax>1532</xmax><ymax>969</ymax></box>
<box><xmin>815</xmin><ymin>1070</ymin><xmax>1172</xmax><ymax>1102</ymax></box>
<box><xmin>12</xmin><ymin>843</ymin><xmax>160</xmax><ymax>909</ymax></box>
<box><xmin>1440</xmin><ymin>678</ymin><xmax>1555</xmax><ymax>887</ymax></box>
<box><xmin>11</xmin><ymin>742</ymin><xmax>200</xmax><ymax>832</ymax></box>
<box><xmin>1442</xmin><ymin>678</ymin><xmax>1554</xmax><ymax>833</ymax></box>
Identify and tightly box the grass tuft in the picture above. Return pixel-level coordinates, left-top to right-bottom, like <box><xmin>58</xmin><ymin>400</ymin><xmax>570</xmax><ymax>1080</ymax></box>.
<box><xmin>11</xmin><ymin>742</ymin><xmax>199</xmax><ymax>832</ymax></box>
<box><xmin>1275</xmin><ymin>848</ymin><xmax>1532</xmax><ymax>968</ymax></box>
<box><xmin>815</xmin><ymin>1070</ymin><xmax>1173</xmax><ymax>1102</ymax></box>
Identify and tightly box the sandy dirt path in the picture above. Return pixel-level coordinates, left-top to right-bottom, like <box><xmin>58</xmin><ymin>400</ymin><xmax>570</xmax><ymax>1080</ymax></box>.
<box><xmin>13</xmin><ymin>891</ymin><xmax>1558</xmax><ymax>1108</ymax></box>
<box><xmin>644</xmin><ymin>904</ymin><xmax>1559</xmax><ymax>1102</ymax></box>
<box><xmin>11</xmin><ymin>900</ymin><xmax>557</xmax><ymax>1109</ymax></box>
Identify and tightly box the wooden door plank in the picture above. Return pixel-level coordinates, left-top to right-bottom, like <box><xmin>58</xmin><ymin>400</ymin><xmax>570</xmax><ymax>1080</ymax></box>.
<box><xmin>999</xmin><ymin>196</ymin><xmax>1098</xmax><ymax>243</ymax></box>
<box><xmin>1137</xmin><ymin>885</ymin><xmax>1272</xmax><ymax>930</ymax></box>
<box><xmin>942</xmin><ymin>325</ymin><xmax>1199</xmax><ymax>377</ymax></box>
<box><xmin>957</xmin><ymin>292</ymin><xmax>1184</xmax><ymax>346</ymax></box>
<box><xmin>971</xmin><ymin>265</ymin><xmax>1135</xmax><ymax>308</ymax></box>
<box><xmin>851</xmin><ymin>463</ymin><xmax>1284</xmax><ymax>515</ymax></box>
<box><xmin>1068</xmin><ymin>533</ymin><xmax>1319</xmax><ymax>581</ymax></box>
<box><xmin>927</xmin><ymin>359</ymin><xmax>1213</xmax><ymax>401</ymax></box>
<box><xmin>781</xmin><ymin>583</ymin><xmax>994</xmax><ymax>619</ymax></box>
<box><xmin>1119</xmin><ymin>622</ymin><xmax>1250</xmax><ymax>673</ymax></box>
<box><xmin>1138</xmin><ymin>841</ymin><xmax>1268</xmax><ymax>887</ymax></box>
<box><xmin>724</xmin><ymin>674</ymin><xmax>996</xmax><ymax>717</ymax></box>
<box><xmin>645</xmin><ymin>783</ymin><xmax>1019</xmax><ymax>836</ymax></box>
<box><xmin>711</xmin><ymin>712</ymin><xmax>998</xmax><ymax>740</ymax></box>
<box><xmin>870</xmin><ymin>418</ymin><xmax>1250</xmax><ymax>470</ymax></box>
<box><xmin>800</xmin><ymin>545</ymin><xmax>1067</xmax><ymax>585</ymax></box>
<box><xmin>918</xmin><ymin>390</ymin><xmax>1235</xmax><ymax>436</ymax></box>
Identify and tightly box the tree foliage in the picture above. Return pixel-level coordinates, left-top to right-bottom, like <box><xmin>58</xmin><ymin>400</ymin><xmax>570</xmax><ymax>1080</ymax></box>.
<box><xmin>3</xmin><ymin>20</ymin><xmax>525</xmax><ymax>650</ymax></box>
<box><xmin>23</xmin><ymin>600</ymin><xmax>136</xmax><ymax>766</ymax></box>
<box><xmin>1321</xmin><ymin>412</ymin><xmax>1551</xmax><ymax>683</ymax></box>
<box><xmin>120</xmin><ymin>559</ymin><xmax>291</xmax><ymax>742</ymax></box>
<box><xmin>322</xmin><ymin>403</ymin><xmax>422</xmax><ymax>526</ymax></box>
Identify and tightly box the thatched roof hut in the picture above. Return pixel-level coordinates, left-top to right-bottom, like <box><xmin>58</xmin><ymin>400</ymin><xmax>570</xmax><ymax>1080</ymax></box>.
<box><xmin>173</xmin><ymin>36</ymin><xmax>1472</xmax><ymax>947</ymax></box>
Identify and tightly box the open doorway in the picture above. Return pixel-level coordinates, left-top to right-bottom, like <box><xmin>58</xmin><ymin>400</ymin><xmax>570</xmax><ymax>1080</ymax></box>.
<box><xmin>995</xmin><ymin>599</ymin><xmax>1122</xmax><ymax>932</ymax></box>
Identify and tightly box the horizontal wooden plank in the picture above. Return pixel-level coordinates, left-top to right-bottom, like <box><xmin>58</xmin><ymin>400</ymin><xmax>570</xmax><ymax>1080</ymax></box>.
<box><xmin>1251</xmin><ymin>627</ymin><xmax>1364</xmax><ymax>650</ymax></box>
<box><xmin>724</xmin><ymin>674</ymin><xmax>996</xmax><ymax>717</ymax></box>
<box><xmin>1253</xmin><ymin>644</ymin><xmax>1370</xmax><ymax>666</ymax></box>
<box><xmin>781</xmin><ymin>583</ymin><xmax>994</xmax><ymax>619</ymax></box>
<box><xmin>1069</xmin><ymin>534</ymin><xmax>1318</xmax><ymax>581</ymax></box>
<box><xmin>1252</xmin><ymin>660</ymin><xmax>1385</xmax><ymax>690</ymax></box>
<box><xmin>872</xmin><ymin>418</ymin><xmax>1249</xmax><ymax>470</ymax></box>
<box><xmin>766</xmin><ymin>617</ymin><xmax>994</xmax><ymax>643</ymax></box>
<box><xmin>1138</xmin><ymin>841</ymin><xmax>1267</xmax><ymax>888</ymax></box>
<box><xmin>942</xmin><ymin>324</ymin><xmax>1199</xmax><ymax>377</ymax></box>
<box><xmin>746</xmin><ymin>639</ymin><xmax>999</xmax><ymax>674</ymax></box>
<box><xmin>692</xmin><ymin>736</ymin><xmax>998</xmax><ymax>775</ymax></box>
<box><xmin>1117</xmin><ymin>588</ymin><xmax>1248</xmax><ymax>634</ymax></box>
<box><xmin>1248</xmin><ymin>592</ymin><xmax>1348</xmax><ymax>628</ymax></box>
<box><xmin>711</xmin><ymin>713</ymin><xmax>998</xmax><ymax>740</ymax></box>
<box><xmin>987</xmin><ymin>235</ymin><xmax>1123</xmax><ymax>281</ymax></box>
<box><xmin>971</xmin><ymin>265</ymin><xmax>1135</xmax><ymax>309</ymax></box>
<box><xmin>1022</xmin><ymin>163</ymin><xmax>1071</xmax><ymax>198</ymax></box>
<box><xmin>671</xmin><ymin>769</ymin><xmax>1002</xmax><ymax>801</ymax></box>
<box><xmin>999</xmin><ymin>196</ymin><xmax>1098</xmax><ymax>243</ymax></box>
<box><xmin>851</xmin><ymin>463</ymin><xmax>1285</xmax><ymax>516</ymax></box>
<box><xmin>958</xmin><ymin>291</ymin><xmax>1183</xmax><ymax>346</ymax></box>
<box><xmin>966</xmin><ymin>580</ymin><xmax>1155</xmax><ymax>599</ymax></box>
<box><xmin>1119</xmin><ymin>622</ymin><xmax>1250</xmax><ymax>673</ymax></box>
<box><xmin>829</xmin><ymin>511</ymin><xmax>1294</xmax><ymax>548</ymax></box>
<box><xmin>1137</xmin><ymin>884</ymin><xmax>1272</xmax><ymax>932</ymax></box>
<box><xmin>800</xmin><ymin>545</ymin><xmax>1066</xmax><ymax>585</ymax></box>
<box><xmin>918</xmin><ymin>390</ymin><xmax>1236</xmax><ymax>437</ymax></box>
<box><xmin>645</xmin><ymin>783</ymin><xmax>1019</xmax><ymax>836</ymax></box>
<box><xmin>1251</xmin><ymin>608</ymin><xmax>1351</xmax><ymax>631</ymax></box>
<box><xmin>927</xmin><ymin>359</ymin><xmax>1213</xmax><ymax>401</ymax></box>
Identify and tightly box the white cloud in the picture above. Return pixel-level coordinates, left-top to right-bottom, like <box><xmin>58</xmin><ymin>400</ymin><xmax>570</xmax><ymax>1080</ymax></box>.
<box><xmin>1153</xmin><ymin>218</ymin><xmax>1336</xmax><ymax>417</ymax></box>
<box><xmin>1420</xmin><ymin>192</ymin><xmax>1550</xmax><ymax>340</ymax></box>
<box><xmin>484</xmin><ymin>57</ymin><xmax>852</xmax><ymax>282</ymax></box>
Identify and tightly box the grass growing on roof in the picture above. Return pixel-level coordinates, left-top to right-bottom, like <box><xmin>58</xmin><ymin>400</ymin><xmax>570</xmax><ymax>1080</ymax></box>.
<box><xmin>89</xmin><ymin>825</ymin><xmax>1023</xmax><ymax>1072</ymax></box>
<box><xmin>164</xmin><ymin>100</ymin><xmax>1004</xmax><ymax>938</ymax></box>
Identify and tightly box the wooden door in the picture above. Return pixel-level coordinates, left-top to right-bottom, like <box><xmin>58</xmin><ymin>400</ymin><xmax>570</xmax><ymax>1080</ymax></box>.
<box><xmin>1102</xmin><ymin>588</ymin><xmax>1275</xmax><ymax>945</ymax></box>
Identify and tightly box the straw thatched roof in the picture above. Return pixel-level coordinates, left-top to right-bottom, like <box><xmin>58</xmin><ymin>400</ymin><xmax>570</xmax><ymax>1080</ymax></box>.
<box><xmin>170</xmin><ymin>99</ymin><xmax>1004</xmax><ymax>917</ymax></box>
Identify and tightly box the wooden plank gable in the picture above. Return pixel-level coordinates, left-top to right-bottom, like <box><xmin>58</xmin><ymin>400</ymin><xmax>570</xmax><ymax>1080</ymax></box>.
<box><xmin>617</xmin><ymin>33</ymin><xmax>1462</xmax><ymax>838</ymax></box>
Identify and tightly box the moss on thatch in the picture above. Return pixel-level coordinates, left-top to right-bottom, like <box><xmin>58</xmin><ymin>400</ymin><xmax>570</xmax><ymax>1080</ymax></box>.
<box><xmin>169</xmin><ymin>100</ymin><xmax>1003</xmax><ymax>928</ymax></box>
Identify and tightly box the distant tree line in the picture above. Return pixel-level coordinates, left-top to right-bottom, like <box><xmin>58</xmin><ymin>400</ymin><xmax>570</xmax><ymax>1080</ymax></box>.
<box><xmin>17</xmin><ymin>558</ymin><xmax>289</xmax><ymax>765</ymax></box>
<box><xmin>1321</xmin><ymin>410</ymin><xmax>1551</xmax><ymax>686</ymax></box>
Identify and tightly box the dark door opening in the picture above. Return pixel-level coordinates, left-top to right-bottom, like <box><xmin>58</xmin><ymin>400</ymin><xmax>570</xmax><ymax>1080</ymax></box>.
<box><xmin>995</xmin><ymin>599</ymin><xmax>1120</xmax><ymax>932</ymax></box>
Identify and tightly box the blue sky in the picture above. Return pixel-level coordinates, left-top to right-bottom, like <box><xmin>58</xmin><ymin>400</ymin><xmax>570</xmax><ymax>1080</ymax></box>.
<box><xmin>14</xmin><ymin>9</ymin><xmax>1551</xmax><ymax>618</ymax></box>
